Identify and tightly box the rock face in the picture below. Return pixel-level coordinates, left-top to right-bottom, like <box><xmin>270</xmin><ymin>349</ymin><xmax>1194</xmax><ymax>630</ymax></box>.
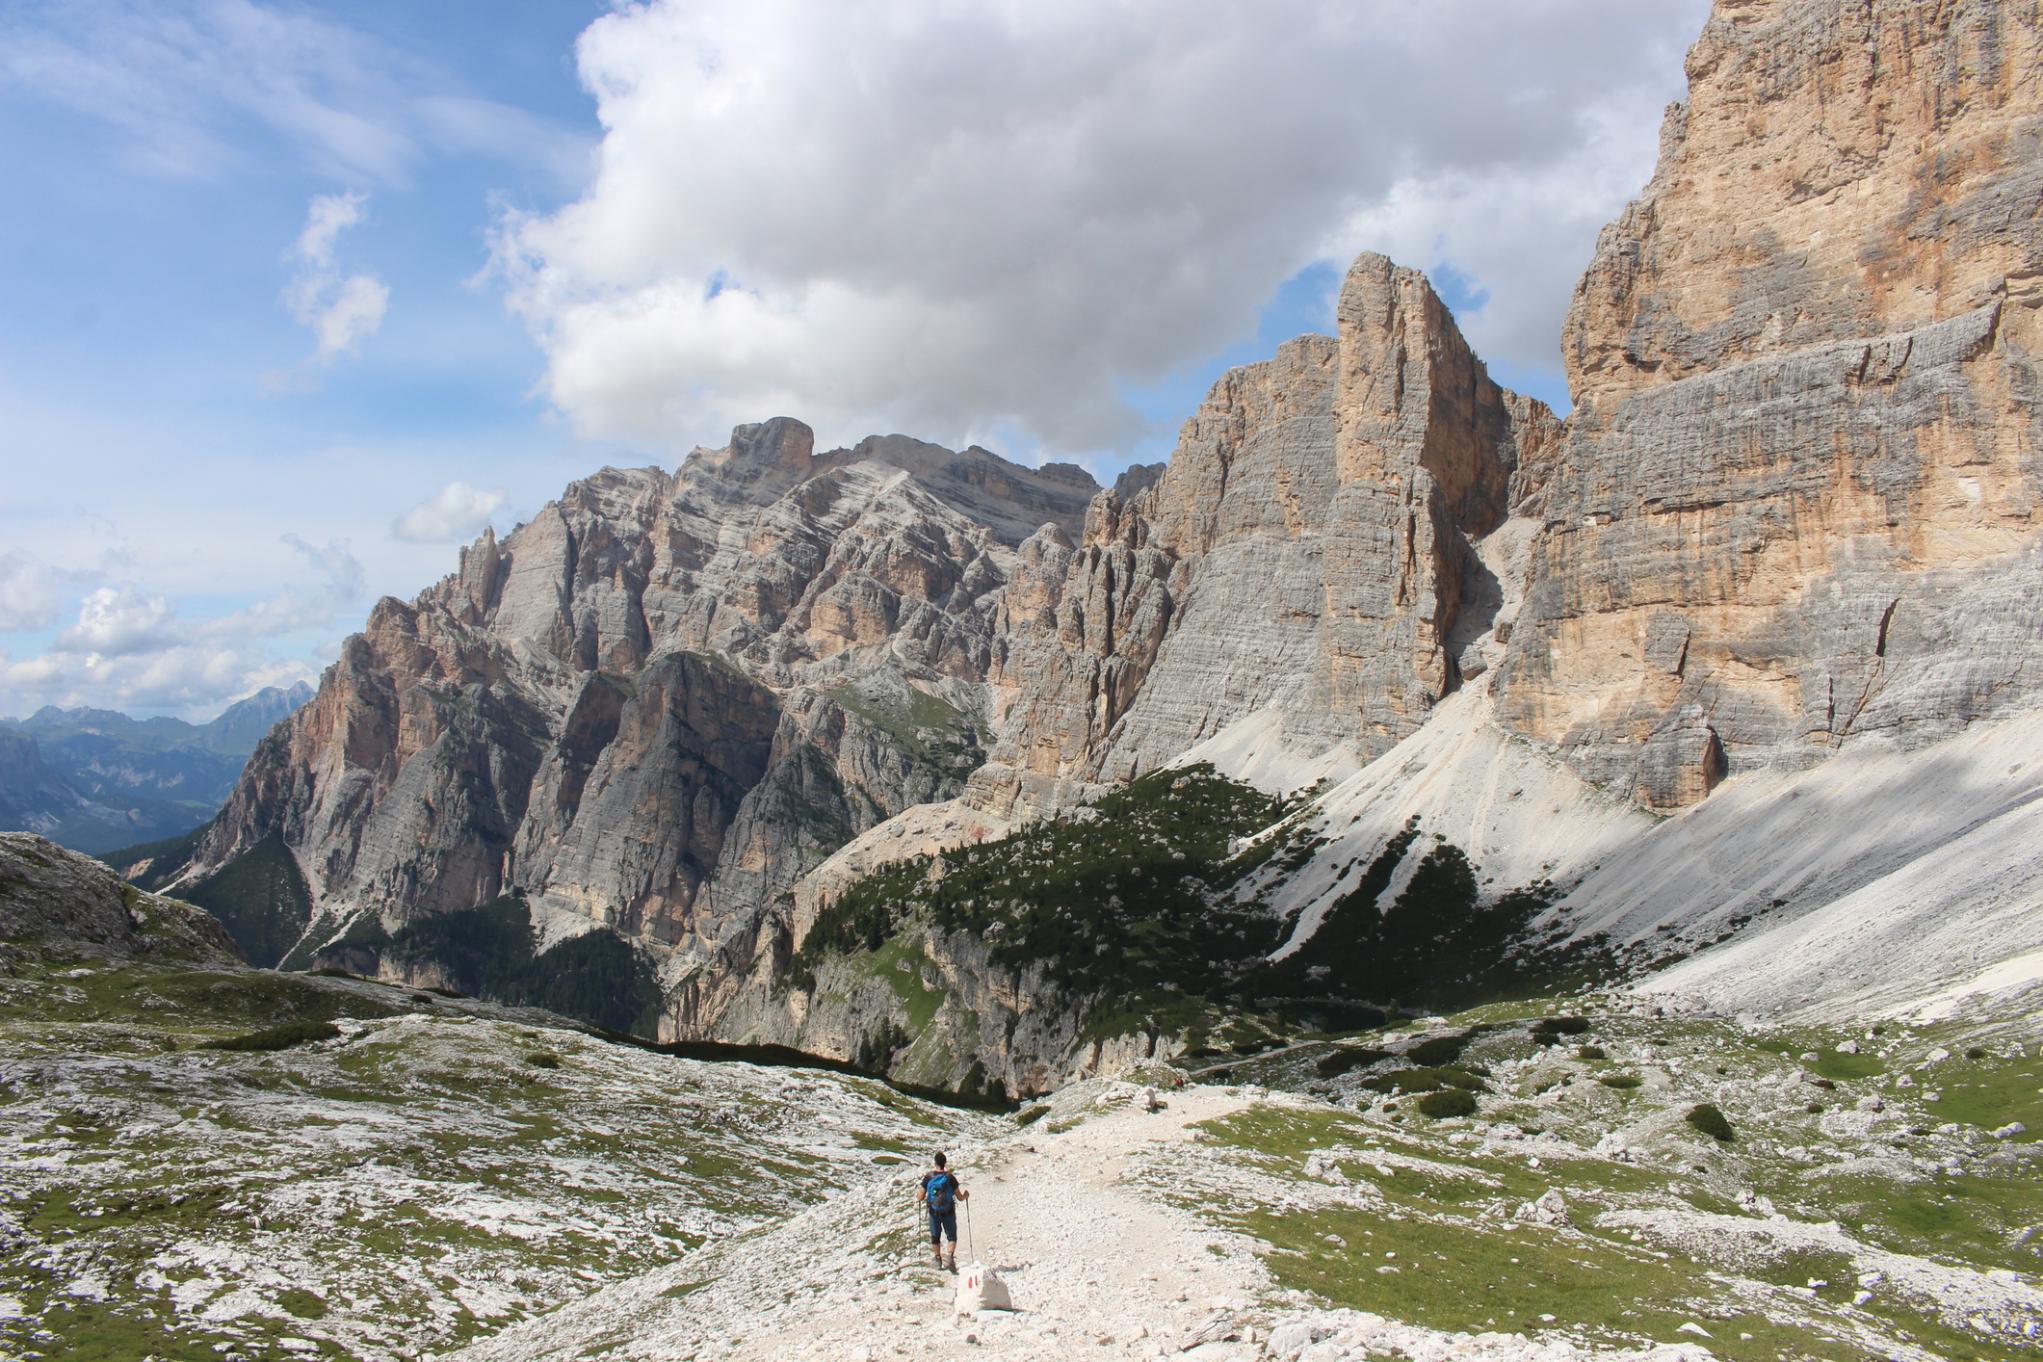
<box><xmin>987</xmin><ymin>255</ymin><xmax>1556</xmax><ymax>797</ymax></box>
<box><xmin>0</xmin><ymin>832</ymin><xmax>242</xmax><ymax>968</ymax></box>
<box><xmin>1495</xmin><ymin>0</ymin><xmax>2043</xmax><ymax>807</ymax></box>
<box><xmin>188</xmin><ymin>427</ymin><xmax>1089</xmax><ymax>985</ymax></box>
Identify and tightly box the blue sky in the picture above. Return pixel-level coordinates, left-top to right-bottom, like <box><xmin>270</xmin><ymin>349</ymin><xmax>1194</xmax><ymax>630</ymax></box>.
<box><xmin>0</xmin><ymin>0</ymin><xmax>1705</xmax><ymax>718</ymax></box>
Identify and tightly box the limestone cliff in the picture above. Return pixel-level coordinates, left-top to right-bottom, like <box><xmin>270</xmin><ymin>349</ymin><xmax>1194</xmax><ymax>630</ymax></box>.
<box><xmin>986</xmin><ymin>255</ymin><xmax>1557</xmax><ymax>797</ymax></box>
<box><xmin>1496</xmin><ymin>0</ymin><xmax>2043</xmax><ymax>807</ymax></box>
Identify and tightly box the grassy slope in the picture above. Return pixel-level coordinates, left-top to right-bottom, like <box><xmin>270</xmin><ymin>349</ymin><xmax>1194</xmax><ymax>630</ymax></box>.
<box><xmin>1166</xmin><ymin>1004</ymin><xmax>2042</xmax><ymax>1361</ymax></box>
<box><xmin>0</xmin><ymin>958</ymin><xmax>980</xmax><ymax>1362</ymax></box>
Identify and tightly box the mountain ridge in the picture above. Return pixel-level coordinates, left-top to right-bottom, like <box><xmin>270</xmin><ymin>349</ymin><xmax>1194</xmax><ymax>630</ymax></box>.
<box><xmin>0</xmin><ymin>682</ymin><xmax>314</xmax><ymax>853</ymax></box>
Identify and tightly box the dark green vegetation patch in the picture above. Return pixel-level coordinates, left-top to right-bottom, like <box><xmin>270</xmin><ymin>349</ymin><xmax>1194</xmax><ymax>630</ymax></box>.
<box><xmin>1316</xmin><ymin>1046</ymin><xmax>1391</xmax><ymax>1077</ymax></box>
<box><xmin>174</xmin><ymin>830</ymin><xmax>313</xmax><ymax>968</ymax></box>
<box><xmin>1684</xmin><ymin>1102</ymin><xmax>1735</xmax><ymax>1142</ymax></box>
<box><xmin>201</xmin><ymin>1018</ymin><xmax>340</xmax><ymax>1051</ymax></box>
<box><xmin>793</xmin><ymin>764</ymin><xmax>1296</xmax><ymax>998</ymax></box>
<box><xmin>1253</xmin><ymin>827</ymin><xmax>1608</xmax><ymax>1015</ymax></box>
<box><xmin>795</xmin><ymin>767</ymin><xmax>1617</xmax><ymax>1065</ymax></box>
<box><xmin>1415</xmin><ymin>1087</ymin><xmax>1477</xmax><ymax>1119</ymax></box>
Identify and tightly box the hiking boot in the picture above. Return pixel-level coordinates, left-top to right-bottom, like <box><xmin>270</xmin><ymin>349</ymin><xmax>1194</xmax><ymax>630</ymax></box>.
<box><xmin>931</xmin><ymin>1247</ymin><xmax>944</xmax><ymax>1268</ymax></box>
<box><xmin>944</xmin><ymin>1250</ymin><xmax>957</xmax><ymax>1273</ymax></box>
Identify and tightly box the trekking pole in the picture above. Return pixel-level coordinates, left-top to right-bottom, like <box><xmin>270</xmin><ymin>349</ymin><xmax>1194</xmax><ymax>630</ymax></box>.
<box><xmin>965</xmin><ymin>1197</ymin><xmax>975</xmax><ymax>1262</ymax></box>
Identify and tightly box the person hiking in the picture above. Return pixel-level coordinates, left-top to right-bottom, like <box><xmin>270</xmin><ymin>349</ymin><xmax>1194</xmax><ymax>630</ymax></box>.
<box><xmin>918</xmin><ymin>1151</ymin><xmax>968</xmax><ymax>1271</ymax></box>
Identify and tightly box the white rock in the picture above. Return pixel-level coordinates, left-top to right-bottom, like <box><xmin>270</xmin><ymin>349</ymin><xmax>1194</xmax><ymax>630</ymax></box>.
<box><xmin>1514</xmin><ymin>1188</ymin><xmax>1572</xmax><ymax>1228</ymax></box>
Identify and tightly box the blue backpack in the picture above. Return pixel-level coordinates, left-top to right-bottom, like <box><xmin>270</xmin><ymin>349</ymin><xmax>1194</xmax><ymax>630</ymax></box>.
<box><xmin>926</xmin><ymin>1171</ymin><xmax>957</xmax><ymax>1212</ymax></box>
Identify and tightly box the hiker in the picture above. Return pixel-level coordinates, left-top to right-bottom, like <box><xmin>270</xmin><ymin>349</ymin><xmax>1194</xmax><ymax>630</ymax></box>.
<box><xmin>918</xmin><ymin>1151</ymin><xmax>968</xmax><ymax>1271</ymax></box>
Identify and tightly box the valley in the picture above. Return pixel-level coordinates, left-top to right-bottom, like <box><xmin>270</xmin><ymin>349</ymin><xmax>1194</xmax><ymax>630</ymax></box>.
<box><xmin>4</xmin><ymin>0</ymin><xmax>2042</xmax><ymax>1358</ymax></box>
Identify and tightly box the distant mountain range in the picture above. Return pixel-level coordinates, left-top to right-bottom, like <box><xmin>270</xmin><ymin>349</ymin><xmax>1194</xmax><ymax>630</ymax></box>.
<box><xmin>0</xmin><ymin>682</ymin><xmax>313</xmax><ymax>853</ymax></box>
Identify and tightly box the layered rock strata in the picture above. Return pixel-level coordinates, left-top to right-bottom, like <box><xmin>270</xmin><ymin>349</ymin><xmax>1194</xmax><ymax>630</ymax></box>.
<box><xmin>1495</xmin><ymin>0</ymin><xmax>2043</xmax><ymax>807</ymax></box>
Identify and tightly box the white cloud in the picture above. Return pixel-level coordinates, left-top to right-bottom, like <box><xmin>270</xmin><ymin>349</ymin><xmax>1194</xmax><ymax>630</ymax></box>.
<box><xmin>200</xmin><ymin>534</ymin><xmax>364</xmax><ymax>639</ymax></box>
<box><xmin>311</xmin><ymin>273</ymin><xmax>392</xmax><ymax>360</ymax></box>
<box><xmin>0</xmin><ymin>534</ymin><xmax>361</xmax><ymax>719</ymax></box>
<box><xmin>0</xmin><ymin>643</ymin><xmax>316</xmax><ymax>720</ymax></box>
<box><xmin>56</xmin><ymin>586</ymin><xmax>177</xmax><ymax>656</ymax></box>
<box><xmin>393</xmin><ymin>481</ymin><xmax>505</xmax><ymax>543</ymax></box>
<box><xmin>295</xmin><ymin>189</ymin><xmax>367</xmax><ymax>268</ymax></box>
<box><xmin>495</xmin><ymin>0</ymin><xmax>1707</xmax><ymax>455</ymax></box>
<box><xmin>283</xmin><ymin>191</ymin><xmax>390</xmax><ymax>364</ymax></box>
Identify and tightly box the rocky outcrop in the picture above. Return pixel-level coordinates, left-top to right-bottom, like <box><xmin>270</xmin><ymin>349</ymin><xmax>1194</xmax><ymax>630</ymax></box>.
<box><xmin>986</xmin><ymin>255</ymin><xmax>1557</xmax><ymax>797</ymax></box>
<box><xmin>1496</xmin><ymin>0</ymin><xmax>2043</xmax><ymax>807</ymax></box>
<box><xmin>0</xmin><ymin>832</ymin><xmax>242</xmax><ymax>968</ymax></box>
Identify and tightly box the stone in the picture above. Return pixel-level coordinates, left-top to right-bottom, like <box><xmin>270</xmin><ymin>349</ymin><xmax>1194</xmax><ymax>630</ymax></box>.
<box><xmin>986</xmin><ymin>254</ymin><xmax>1555</xmax><ymax>796</ymax></box>
<box><xmin>1515</xmin><ymin>1189</ymin><xmax>1572</xmax><ymax>1228</ymax></box>
<box><xmin>163</xmin><ymin>0</ymin><xmax>2043</xmax><ymax>1094</ymax></box>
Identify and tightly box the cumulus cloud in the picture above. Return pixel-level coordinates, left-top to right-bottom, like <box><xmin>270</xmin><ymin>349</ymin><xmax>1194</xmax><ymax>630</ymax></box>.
<box><xmin>55</xmin><ymin>586</ymin><xmax>177</xmax><ymax>656</ymax></box>
<box><xmin>0</xmin><ymin>643</ymin><xmax>316</xmax><ymax>721</ymax></box>
<box><xmin>494</xmin><ymin>0</ymin><xmax>1708</xmax><ymax>457</ymax></box>
<box><xmin>393</xmin><ymin>481</ymin><xmax>506</xmax><ymax>543</ymax></box>
<box><xmin>283</xmin><ymin>191</ymin><xmax>390</xmax><ymax>363</ymax></box>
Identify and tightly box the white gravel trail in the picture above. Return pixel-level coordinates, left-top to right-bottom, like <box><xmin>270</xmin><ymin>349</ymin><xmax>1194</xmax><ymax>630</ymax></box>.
<box><xmin>453</xmin><ymin>1083</ymin><xmax>1267</xmax><ymax>1362</ymax></box>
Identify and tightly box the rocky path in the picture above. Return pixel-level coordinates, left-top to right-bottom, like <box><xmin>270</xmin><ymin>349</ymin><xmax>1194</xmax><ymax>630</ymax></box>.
<box><xmin>456</xmin><ymin>1082</ymin><xmax>1269</xmax><ymax>1362</ymax></box>
<box><xmin>899</xmin><ymin>1084</ymin><xmax>1266</xmax><ymax>1359</ymax></box>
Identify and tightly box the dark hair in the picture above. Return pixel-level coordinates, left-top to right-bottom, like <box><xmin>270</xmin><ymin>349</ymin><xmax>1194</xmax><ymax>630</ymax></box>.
<box><xmin>933</xmin><ymin>1151</ymin><xmax>947</xmax><ymax>1168</ymax></box>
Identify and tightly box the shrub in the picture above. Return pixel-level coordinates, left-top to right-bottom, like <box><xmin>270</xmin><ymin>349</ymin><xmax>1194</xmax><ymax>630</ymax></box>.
<box><xmin>1015</xmin><ymin>1105</ymin><xmax>1051</xmax><ymax>1128</ymax></box>
<box><xmin>1576</xmin><ymin>1044</ymin><xmax>1607</xmax><ymax>1060</ymax></box>
<box><xmin>524</xmin><ymin>1052</ymin><xmax>561</xmax><ymax>1069</ymax></box>
<box><xmin>1964</xmin><ymin>1046</ymin><xmax>1987</xmax><ymax>1060</ymax></box>
<box><xmin>1407</xmin><ymin>1032</ymin><xmax>1473</xmax><ymax>1066</ymax></box>
<box><xmin>204</xmin><ymin>1020</ymin><xmax>341</xmax><ymax>1052</ymax></box>
<box><xmin>1684</xmin><ymin>1103</ymin><xmax>1735</xmax><ymax>1142</ymax></box>
<box><xmin>1597</xmin><ymin>1074</ymin><xmax>1642</xmax><ymax>1090</ymax></box>
<box><xmin>1416</xmin><ymin>1088</ymin><xmax>1477</xmax><ymax>1119</ymax></box>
